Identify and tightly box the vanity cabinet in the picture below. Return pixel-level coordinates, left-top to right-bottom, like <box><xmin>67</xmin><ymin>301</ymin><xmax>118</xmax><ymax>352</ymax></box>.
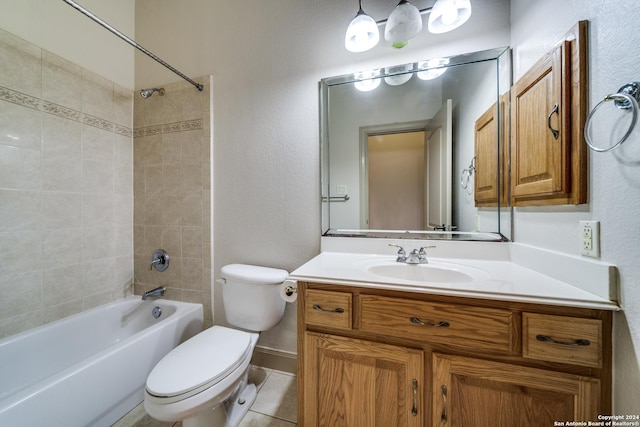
<box><xmin>303</xmin><ymin>332</ymin><xmax>424</xmax><ymax>426</ymax></box>
<box><xmin>432</xmin><ymin>353</ymin><xmax>600</xmax><ymax>427</ymax></box>
<box><xmin>297</xmin><ymin>282</ymin><xmax>611</xmax><ymax>427</ymax></box>
<box><xmin>510</xmin><ymin>21</ymin><xmax>588</xmax><ymax>206</ymax></box>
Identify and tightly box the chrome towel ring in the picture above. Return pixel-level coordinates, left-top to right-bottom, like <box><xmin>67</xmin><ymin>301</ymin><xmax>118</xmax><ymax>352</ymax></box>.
<box><xmin>460</xmin><ymin>156</ymin><xmax>476</xmax><ymax>193</ymax></box>
<box><xmin>584</xmin><ymin>82</ymin><xmax>640</xmax><ymax>152</ymax></box>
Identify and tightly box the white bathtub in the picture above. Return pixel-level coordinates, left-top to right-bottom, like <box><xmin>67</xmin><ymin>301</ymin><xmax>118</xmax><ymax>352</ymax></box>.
<box><xmin>0</xmin><ymin>296</ymin><xmax>203</xmax><ymax>427</ymax></box>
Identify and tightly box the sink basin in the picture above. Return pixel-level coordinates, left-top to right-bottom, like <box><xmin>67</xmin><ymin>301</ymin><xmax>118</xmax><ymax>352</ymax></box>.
<box><xmin>367</xmin><ymin>264</ymin><xmax>474</xmax><ymax>283</ymax></box>
<box><xmin>355</xmin><ymin>259</ymin><xmax>487</xmax><ymax>284</ymax></box>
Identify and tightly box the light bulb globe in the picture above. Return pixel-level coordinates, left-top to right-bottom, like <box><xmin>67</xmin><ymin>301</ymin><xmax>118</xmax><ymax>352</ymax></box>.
<box><xmin>428</xmin><ymin>0</ymin><xmax>472</xmax><ymax>34</ymax></box>
<box><xmin>345</xmin><ymin>12</ymin><xmax>380</xmax><ymax>52</ymax></box>
<box><xmin>384</xmin><ymin>0</ymin><xmax>423</xmax><ymax>43</ymax></box>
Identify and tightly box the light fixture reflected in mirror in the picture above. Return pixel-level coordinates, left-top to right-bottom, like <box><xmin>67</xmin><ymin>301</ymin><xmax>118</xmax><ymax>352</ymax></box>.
<box><xmin>384</xmin><ymin>64</ymin><xmax>414</xmax><ymax>86</ymax></box>
<box><xmin>354</xmin><ymin>70</ymin><xmax>382</xmax><ymax>92</ymax></box>
<box><xmin>344</xmin><ymin>0</ymin><xmax>472</xmax><ymax>52</ymax></box>
<box><xmin>428</xmin><ymin>0</ymin><xmax>472</xmax><ymax>33</ymax></box>
<box><xmin>384</xmin><ymin>0</ymin><xmax>423</xmax><ymax>48</ymax></box>
<box><xmin>417</xmin><ymin>57</ymin><xmax>450</xmax><ymax>80</ymax></box>
<box><xmin>345</xmin><ymin>0</ymin><xmax>380</xmax><ymax>52</ymax></box>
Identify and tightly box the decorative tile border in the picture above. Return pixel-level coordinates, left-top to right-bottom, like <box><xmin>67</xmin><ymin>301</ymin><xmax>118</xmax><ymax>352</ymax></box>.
<box><xmin>133</xmin><ymin>119</ymin><xmax>203</xmax><ymax>138</ymax></box>
<box><xmin>0</xmin><ymin>85</ymin><xmax>133</xmax><ymax>137</ymax></box>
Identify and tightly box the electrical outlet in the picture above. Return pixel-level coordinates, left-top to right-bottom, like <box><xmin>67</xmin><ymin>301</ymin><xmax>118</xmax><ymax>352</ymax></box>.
<box><xmin>580</xmin><ymin>220</ymin><xmax>600</xmax><ymax>258</ymax></box>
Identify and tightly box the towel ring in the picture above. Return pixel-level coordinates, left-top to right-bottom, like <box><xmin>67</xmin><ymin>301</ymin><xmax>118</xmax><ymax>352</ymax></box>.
<box><xmin>584</xmin><ymin>82</ymin><xmax>640</xmax><ymax>153</ymax></box>
<box><xmin>460</xmin><ymin>156</ymin><xmax>476</xmax><ymax>191</ymax></box>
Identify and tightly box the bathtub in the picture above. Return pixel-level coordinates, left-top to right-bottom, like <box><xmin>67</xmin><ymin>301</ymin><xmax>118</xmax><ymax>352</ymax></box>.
<box><xmin>0</xmin><ymin>296</ymin><xmax>203</xmax><ymax>427</ymax></box>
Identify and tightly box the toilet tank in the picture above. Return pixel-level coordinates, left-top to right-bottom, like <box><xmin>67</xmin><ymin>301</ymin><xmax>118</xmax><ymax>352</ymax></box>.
<box><xmin>221</xmin><ymin>264</ymin><xmax>289</xmax><ymax>332</ymax></box>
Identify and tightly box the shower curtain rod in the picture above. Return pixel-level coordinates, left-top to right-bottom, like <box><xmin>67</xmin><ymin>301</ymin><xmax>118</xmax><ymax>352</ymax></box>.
<box><xmin>61</xmin><ymin>0</ymin><xmax>203</xmax><ymax>92</ymax></box>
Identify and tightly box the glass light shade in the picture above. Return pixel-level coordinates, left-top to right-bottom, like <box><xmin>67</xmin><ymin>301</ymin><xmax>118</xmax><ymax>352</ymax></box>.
<box><xmin>417</xmin><ymin>57</ymin><xmax>450</xmax><ymax>80</ymax></box>
<box><xmin>384</xmin><ymin>64</ymin><xmax>414</xmax><ymax>86</ymax></box>
<box><xmin>345</xmin><ymin>11</ymin><xmax>380</xmax><ymax>52</ymax></box>
<box><xmin>354</xmin><ymin>70</ymin><xmax>382</xmax><ymax>92</ymax></box>
<box><xmin>384</xmin><ymin>0</ymin><xmax>423</xmax><ymax>43</ymax></box>
<box><xmin>428</xmin><ymin>0</ymin><xmax>472</xmax><ymax>34</ymax></box>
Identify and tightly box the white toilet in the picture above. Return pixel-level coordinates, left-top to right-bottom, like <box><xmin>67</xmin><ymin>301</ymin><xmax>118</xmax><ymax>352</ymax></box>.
<box><xmin>144</xmin><ymin>264</ymin><xmax>289</xmax><ymax>427</ymax></box>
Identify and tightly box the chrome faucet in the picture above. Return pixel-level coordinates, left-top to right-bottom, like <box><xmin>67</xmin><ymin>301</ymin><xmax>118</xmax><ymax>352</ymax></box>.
<box><xmin>388</xmin><ymin>244</ymin><xmax>435</xmax><ymax>264</ymax></box>
<box><xmin>142</xmin><ymin>286</ymin><xmax>165</xmax><ymax>300</ymax></box>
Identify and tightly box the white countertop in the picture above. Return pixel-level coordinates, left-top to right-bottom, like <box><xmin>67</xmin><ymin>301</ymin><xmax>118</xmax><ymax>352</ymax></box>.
<box><xmin>289</xmin><ymin>239</ymin><xmax>620</xmax><ymax>311</ymax></box>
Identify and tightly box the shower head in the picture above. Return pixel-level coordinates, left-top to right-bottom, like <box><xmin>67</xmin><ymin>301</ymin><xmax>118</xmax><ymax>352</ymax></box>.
<box><xmin>140</xmin><ymin>88</ymin><xmax>165</xmax><ymax>99</ymax></box>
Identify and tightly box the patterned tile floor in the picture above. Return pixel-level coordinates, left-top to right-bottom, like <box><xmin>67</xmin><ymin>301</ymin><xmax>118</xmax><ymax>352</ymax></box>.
<box><xmin>113</xmin><ymin>366</ymin><xmax>297</xmax><ymax>427</ymax></box>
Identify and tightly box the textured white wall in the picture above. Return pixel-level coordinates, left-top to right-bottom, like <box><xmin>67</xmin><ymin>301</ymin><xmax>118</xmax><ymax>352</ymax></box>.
<box><xmin>510</xmin><ymin>0</ymin><xmax>640</xmax><ymax>412</ymax></box>
<box><xmin>0</xmin><ymin>0</ymin><xmax>134</xmax><ymax>89</ymax></box>
<box><xmin>134</xmin><ymin>0</ymin><xmax>510</xmax><ymax>353</ymax></box>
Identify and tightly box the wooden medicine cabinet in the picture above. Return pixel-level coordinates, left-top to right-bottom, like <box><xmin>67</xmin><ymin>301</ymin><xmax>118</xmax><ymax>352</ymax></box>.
<box><xmin>510</xmin><ymin>21</ymin><xmax>588</xmax><ymax>206</ymax></box>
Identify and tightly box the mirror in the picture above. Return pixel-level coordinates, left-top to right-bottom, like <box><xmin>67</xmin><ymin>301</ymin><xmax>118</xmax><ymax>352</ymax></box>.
<box><xmin>321</xmin><ymin>47</ymin><xmax>511</xmax><ymax>241</ymax></box>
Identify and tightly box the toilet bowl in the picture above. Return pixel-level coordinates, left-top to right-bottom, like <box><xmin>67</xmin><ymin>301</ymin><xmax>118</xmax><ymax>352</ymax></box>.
<box><xmin>144</xmin><ymin>264</ymin><xmax>289</xmax><ymax>427</ymax></box>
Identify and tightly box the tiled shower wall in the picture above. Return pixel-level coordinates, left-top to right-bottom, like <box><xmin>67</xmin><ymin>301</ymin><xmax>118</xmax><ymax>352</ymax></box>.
<box><xmin>0</xmin><ymin>29</ymin><xmax>134</xmax><ymax>338</ymax></box>
<box><xmin>132</xmin><ymin>78</ymin><xmax>212</xmax><ymax>327</ymax></box>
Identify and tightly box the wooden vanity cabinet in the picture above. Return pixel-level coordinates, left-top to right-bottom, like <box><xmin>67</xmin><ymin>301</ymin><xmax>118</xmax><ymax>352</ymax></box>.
<box><xmin>432</xmin><ymin>353</ymin><xmax>600</xmax><ymax>427</ymax></box>
<box><xmin>510</xmin><ymin>21</ymin><xmax>588</xmax><ymax>206</ymax></box>
<box><xmin>303</xmin><ymin>332</ymin><xmax>424</xmax><ymax>426</ymax></box>
<box><xmin>297</xmin><ymin>282</ymin><xmax>612</xmax><ymax>427</ymax></box>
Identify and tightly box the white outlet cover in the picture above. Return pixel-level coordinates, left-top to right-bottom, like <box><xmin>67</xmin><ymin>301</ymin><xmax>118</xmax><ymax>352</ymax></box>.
<box><xmin>580</xmin><ymin>220</ymin><xmax>600</xmax><ymax>258</ymax></box>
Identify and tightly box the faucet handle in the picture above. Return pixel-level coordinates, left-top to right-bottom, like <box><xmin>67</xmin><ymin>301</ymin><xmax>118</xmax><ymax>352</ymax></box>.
<box><xmin>150</xmin><ymin>249</ymin><xmax>170</xmax><ymax>272</ymax></box>
<box><xmin>418</xmin><ymin>246</ymin><xmax>436</xmax><ymax>263</ymax></box>
<box><xmin>388</xmin><ymin>243</ymin><xmax>407</xmax><ymax>262</ymax></box>
<box><xmin>418</xmin><ymin>245</ymin><xmax>436</xmax><ymax>254</ymax></box>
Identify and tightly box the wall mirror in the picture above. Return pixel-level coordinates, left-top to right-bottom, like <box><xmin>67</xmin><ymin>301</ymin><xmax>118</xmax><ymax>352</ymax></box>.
<box><xmin>321</xmin><ymin>47</ymin><xmax>512</xmax><ymax>241</ymax></box>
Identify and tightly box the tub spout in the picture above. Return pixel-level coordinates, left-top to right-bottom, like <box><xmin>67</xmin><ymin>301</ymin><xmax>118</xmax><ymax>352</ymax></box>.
<box><xmin>142</xmin><ymin>286</ymin><xmax>165</xmax><ymax>300</ymax></box>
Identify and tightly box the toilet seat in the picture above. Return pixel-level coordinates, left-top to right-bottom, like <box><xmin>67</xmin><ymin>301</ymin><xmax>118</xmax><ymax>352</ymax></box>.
<box><xmin>146</xmin><ymin>326</ymin><xmax>252</xmax><ymax>404</ymax></box>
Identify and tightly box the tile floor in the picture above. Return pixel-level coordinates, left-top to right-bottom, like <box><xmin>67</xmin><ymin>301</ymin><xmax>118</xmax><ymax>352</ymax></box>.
<box><xmin>113</xmin><ymin>366</ymin><xmax>297</xmax><ymax>427</ymax></box>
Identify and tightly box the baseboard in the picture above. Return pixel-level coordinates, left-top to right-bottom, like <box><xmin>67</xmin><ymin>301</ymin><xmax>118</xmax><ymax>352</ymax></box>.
<box><xmin>251</xmin><ymin>345</ymin><xmax>297</xmax><ymax>375</ymax></box>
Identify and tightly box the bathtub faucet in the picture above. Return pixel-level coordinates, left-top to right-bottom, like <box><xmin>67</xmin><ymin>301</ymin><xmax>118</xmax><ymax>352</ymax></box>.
<box><xmin>142</xmin><ymin>286</ymin><xmax>166</xmax><ymax>300</ymax></box>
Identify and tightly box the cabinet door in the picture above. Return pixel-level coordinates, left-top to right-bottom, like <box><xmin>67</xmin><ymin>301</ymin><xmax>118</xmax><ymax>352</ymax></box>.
<box><xmin>474</xmin><ymin>102</ymin><xmax>499</xmax><ymax>205</ymax></box>
<box><xmin>432</xmin><ymin>353</ymin><xmax>600</xmax><ymax>427</ymax></box>
<box><xmin>511</xmin><ymin>41</ymin><xmax>571</xmax><ymax>204</ymax></box>
<box><xmin>302</xmin><ymin>332</ymin><xmax>423</xmax><ymax>427</ymax></box>
<box><xmin>474</xmin><ymin>93</ymin><xmax>509</xmax><ymax>207</ymax></box>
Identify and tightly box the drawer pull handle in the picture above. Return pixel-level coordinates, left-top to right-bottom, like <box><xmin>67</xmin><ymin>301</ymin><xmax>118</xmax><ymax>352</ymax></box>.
<box><xmin>536</xmin><ymin>334</ymin><xmax>591</xmax><ymax>347</ymax></box>
<box><xmin>440</xmin><ymin>384</ymin><xmax>448</xmax><ymax>423</ymax></box>
<box><xmin>411</xmin><ymin>379</ymin><xmax>418</xmax><ymax>416</ymax></box>
<box><xmin>410</xmin><ymin>317</ymin><xmax>450</xmax><ymax>328</ymax></box>
<box><xmin>312</xmin><ymin>304</ymin><xmax>344</xmax><ymax>313</ymax></box>
<box><xmin>548</xmin><ymin>103</ymin><xmax>560</xmax><ymax>139</ymax></box>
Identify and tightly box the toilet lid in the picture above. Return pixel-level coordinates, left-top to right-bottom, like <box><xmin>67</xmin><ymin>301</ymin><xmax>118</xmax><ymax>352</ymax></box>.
<box><xmin>221</xmin><ymin>264</ymin><xmax>289</xmax><ymax>284</ymax></box>
<box><xmin>146</xmin><ymin>326</ymin><xmax>252</xmax><ymax>399</ymax></box>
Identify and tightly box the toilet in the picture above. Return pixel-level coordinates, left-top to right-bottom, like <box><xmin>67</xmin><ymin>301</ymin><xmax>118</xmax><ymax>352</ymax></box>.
<box><xmin>144</xmin><ymin>264</ymin><xmax>289</xmax><ymax>427</ymax></box>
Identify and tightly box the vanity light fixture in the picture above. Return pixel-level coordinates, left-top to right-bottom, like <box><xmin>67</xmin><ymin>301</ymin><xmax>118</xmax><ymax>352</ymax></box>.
<box><xmin>384</xmin><ymin>0</ymin><xmax>423</xmax><ymax>48</ymax></box>
<box><xmin>345</xmin><ymin>0</ymin><xmax>380</xmax><ymax>52</ymax></box>
<box><xmin>428</xmin><ymin>0</ymin><xmax>472</xmax><ymax>34</ymax></box>
<box><xmin>345</xmin><ymin>0</ymin><xmax>472</xmax><ymax>52</ymax></box>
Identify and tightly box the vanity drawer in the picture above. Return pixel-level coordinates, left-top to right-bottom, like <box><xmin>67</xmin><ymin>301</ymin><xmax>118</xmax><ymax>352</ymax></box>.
<box><xmin>523</xmin><ymin>313</ymin><xmax>602</xmax><ymax>367</ymax></box>
<box><xmin>359</xmin><ymin>295</ymin><xmax>515</xmax><ymax>352</ymax></box>
<box><xmin>305</xmin><ymin>289</ymin><xmax>352</xmax><ymax>330</ymax></box>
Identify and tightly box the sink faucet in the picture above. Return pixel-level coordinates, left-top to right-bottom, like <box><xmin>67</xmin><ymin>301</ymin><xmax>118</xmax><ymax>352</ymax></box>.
<box><xmin>142</xmin><ymin>286</ymin><xmax>165</xmax><ymax>300</ymax></box>
<box><xmin>388</xmin><ymin>244</ymin><xmax>435</xmax><ymax>264</ymax></box>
